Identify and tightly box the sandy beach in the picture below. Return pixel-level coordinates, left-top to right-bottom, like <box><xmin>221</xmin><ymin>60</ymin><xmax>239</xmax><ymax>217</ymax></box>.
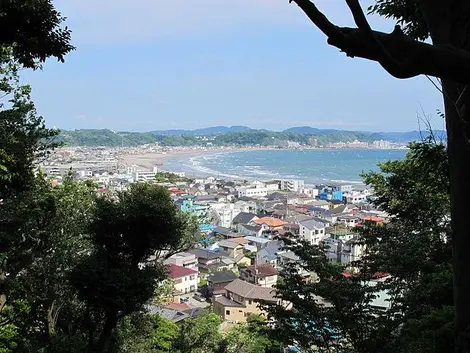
<box><xmin>117</xmin><ymin>146</ymin><xmax>275</xmax><ymax>172</ymax></box>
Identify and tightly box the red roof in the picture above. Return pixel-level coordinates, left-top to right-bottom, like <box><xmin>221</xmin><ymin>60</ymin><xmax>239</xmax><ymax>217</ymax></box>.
<box><xmin>166</xmin><ymin>302</ymin><xmax>191</xmax><ymax>311</ymax></box>
<box><xmin>342</xmin><ymin>272</ymin><xmax>352</xmax><ymax>278</ymax></box>
<box><xmin>167</xmin><ymin>264</ymin><xmax>197</xmax><ymax>279</ymax></box>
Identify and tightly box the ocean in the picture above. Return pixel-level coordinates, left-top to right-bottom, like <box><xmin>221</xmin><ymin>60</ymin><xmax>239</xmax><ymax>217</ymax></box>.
<box><xmin>163</xmin><ymin>149</ymin><xmax>408</xmax><ymax>184</ymax></box>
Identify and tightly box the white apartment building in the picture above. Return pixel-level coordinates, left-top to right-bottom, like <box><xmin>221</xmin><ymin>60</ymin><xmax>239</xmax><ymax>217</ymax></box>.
<box><xmin>344</xmin><ymin>190</ymin><xmax>371</xmax><ymax>204</ymax></box>
<box><xmin>298</xmin><ymin>219</ymin><xmax>327</xmax><ymax>245</ymax></box>
<box><xmin>210</xmin><ymin>203</ymin><xmax>242</xmax><ymax>228</ymax></box>
<box><xmin>237</xmin><ymin>186</ymin><xmax>270</xmax><ymax>198</ymax></box>
<box><xmin>302</xmin><ymin>187</ymin><xmax>320</xmax><ymax>198</ymax></box>
<box><xmin>133</xmin><ymin>167</ymin><xmax>158</xmax><ymax>182</ymax></box>
<box><xmin>280</xmin><ymin>179</ymin><xmax>305</xmax><ymax>192</ymax></box>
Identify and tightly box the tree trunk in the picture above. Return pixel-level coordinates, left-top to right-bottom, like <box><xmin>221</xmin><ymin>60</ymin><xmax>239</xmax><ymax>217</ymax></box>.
<box><xmin>442</xmin><ymin>79</ymin><xmax>470</xmax><ymax>353</ymax></box>
<box><xmin>94</xmin><ymin>313</ymin><xmax>118</xmax><ymax>353</ymax></box>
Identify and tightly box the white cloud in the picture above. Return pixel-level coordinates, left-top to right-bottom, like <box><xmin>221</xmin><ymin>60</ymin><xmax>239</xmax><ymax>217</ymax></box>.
<box><xmin>54</xmin><ymin>0</ymin><xmax>387</xmax><ymax>44</ymax></box>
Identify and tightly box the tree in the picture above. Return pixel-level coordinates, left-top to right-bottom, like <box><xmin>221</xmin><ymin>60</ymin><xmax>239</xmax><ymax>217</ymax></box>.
<box><xmin>70</xmin><ymin>183</ymin><xmax>199</xmax><ymax>353</ymax></box>
<box><xmin>109</xmin><ymin>314</ymin><xmax>180</xmax><ymax>353</ymax></box>
<box><xmin>0</xmin><ymin>0</ymin><xmax>73</xmax><ymax>68</ymax></box>
<box><xmin>266</xmin><ymin>140</ymin><xmax>452</xmax><ymax>353</ymax></box>
<box><xmin>286</xmin><ymin>0</ymin><xmax>470</xmax><ymax>349</ymax></box>
<box><xmin>0</xmin><ymin>51</ymin><xmax>60</xmax><ymax>199</ymax></box>
<box><xmin>174</xmin><ymin>312</ymin><xmax>222</xmax><ymax>353</ymax></box>
<box><xmin>0</xmin><ymin>177</ymin><xmax>97</xmax><ymax>353</ymax></box>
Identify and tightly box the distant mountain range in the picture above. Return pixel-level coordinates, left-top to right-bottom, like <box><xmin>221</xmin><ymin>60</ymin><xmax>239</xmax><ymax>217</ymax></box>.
<box><xmin>57</xmin><ymin>126</ymin><xmax>446</xmax><ymax>147</ymax></box>
<box><xmin>151</xmin><ymin>125</ymin><xmax>253</xmax><ymax>136</ymax></box>
<box><xmin>151</xmin><ymin>125</ymin><xmax>446</xmax><ymax>143</ymax></box>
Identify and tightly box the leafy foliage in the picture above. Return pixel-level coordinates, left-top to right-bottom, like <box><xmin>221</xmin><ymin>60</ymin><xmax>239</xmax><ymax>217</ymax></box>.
<box><xmin>368</xmin><ymin>0</ymin><xmax>429</xmax><ymax>41</ymax></box>
<box><xmin>0</xmin><ymin>53</ymin><xmax>60</xmax><ymax>198</ymax></box>
<box><xmin>70</xmin><ymin>183</ymin><xmax>199</xmax><ymax>352</ymax></box>
<box><xmin>173</xmin><ymin>312</ymin><xmax>222</xmax><ymax>353</ymax></box>
<box><xmin>0</xmin><ymin>0</ymin><xmax>74</xmax><ymax>67</ymax></box>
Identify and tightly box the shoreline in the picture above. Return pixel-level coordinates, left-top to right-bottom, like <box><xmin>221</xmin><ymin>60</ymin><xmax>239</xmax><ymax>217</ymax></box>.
<box><xmin>118</xmin><ymin>146</ymin><xmax>276</xmax><ymax>174</ymax></box>
<box><xmin>117</xmin><ymin>147</ymin><xmax>390</xmax><ymax>184</ymax></box>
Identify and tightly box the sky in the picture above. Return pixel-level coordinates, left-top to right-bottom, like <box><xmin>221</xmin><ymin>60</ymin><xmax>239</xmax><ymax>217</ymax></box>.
<box><xmin>23</xmin><ymin>0</ymin><xmax>445</xmax><ymax>132</ymax></box>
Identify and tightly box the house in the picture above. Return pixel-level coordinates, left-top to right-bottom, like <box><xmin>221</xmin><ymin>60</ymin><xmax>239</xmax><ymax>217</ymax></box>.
<box><xmin>213</xmin><ymin>226</ymin><xmax>240</xmax><ymax>239</ymax></box>
<box><xmin>240</xmin><ymin>264</ymin><xmax>279</xmax><ymax>287</ymax></box>
<box><xmin>213</xmin><ymin>279</ymin><xmax>278</xmax><ymax>323</ymax></box>
<box><xmin>239</xmin><ymin>224</ymin><xmax>265</xmax><ymax>237</ymax></box>
<box><xmin>256</xmin><ymin>240</ymin><xmax>283</xmax><ymax>267</ymax></box>
<box><xmin>232</xmin><ymin>212</ymin><xmax>259</xmax><ymax>231</ymax></box>
<box><xmin>217</xmin><ymin>239</ymin><xmax>245</xmax><ymax>258</ymax></box>
<box><xmin>307</xmin><ymin>200</ymin><xmax>331</xmax><ymax>210</ymax></box>
<box><xmin>308</xmin><ymin>207</ymin><xmax>338</xmax><ymax>223</ymax></box>
<box><xmin>168</xmin><ymin>264</ymin><xmax>198</xmax><ymax>299</ymax></box>
<box><xmin>188</xmin><ymin>249</ymin><xmax>234</xmax><ymax>276</ymax></box>
<box><xmin>254</xmin><ymin>217</ymin><xmax>289</xmax><ymax>231</ymax></box>
<box><xmin>337</xmin><ymin>214</ymin><xmax>361</xmax><ymax>228</ymax></box>
<box><xmin>164</xmin><ymin>252</ymin><xmax>198</xmax><ymax>270</ymax></box>
<box><xmin>244</xmin><ymin>236</ymin><xmax>272</xmax><ymax>251</ymax></box>
<box><xmin>298</xmin><ymin>218</ymin><xmax>326</xmax><ymax>245</ymax></box>
<box><xmin>323</xmin><ymin>235</ymin><xmax>365</xmax><ymax>267</ymax></box>
<box><xmin>207</xmin><ymin>270</ymin><xmax>239</xmax><ymax>297</ymax></box>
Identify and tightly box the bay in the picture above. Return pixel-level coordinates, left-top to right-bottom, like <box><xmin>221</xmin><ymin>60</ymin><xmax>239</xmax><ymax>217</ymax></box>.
<box><xmin>164</xmin><ymin>149</ymin><xmax>408</xmax><ymax>184</ymax></box>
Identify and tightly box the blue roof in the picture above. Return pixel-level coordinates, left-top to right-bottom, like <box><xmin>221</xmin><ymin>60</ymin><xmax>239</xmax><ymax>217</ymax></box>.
<box><xmin>200</xmin><ymin>224</ymin><xmax>216</xmax><ymax>231</ymax></box>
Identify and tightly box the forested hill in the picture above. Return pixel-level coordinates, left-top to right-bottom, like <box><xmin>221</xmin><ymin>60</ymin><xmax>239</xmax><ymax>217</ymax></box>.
<box><xmin>56</xmin><ymin>128</ymin><xmax>445</xmax><ymax>147</ymax></box>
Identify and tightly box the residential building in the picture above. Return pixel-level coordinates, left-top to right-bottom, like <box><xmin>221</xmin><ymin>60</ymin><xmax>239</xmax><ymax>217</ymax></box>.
<box><xmin>207</xmin><ymin>270</ymin><xmax>239</xmax><ymax>297</ymax></box>
<box><xmin>239</xmin><ymin>224</ymin><xmax>265</xmax><ymax>237</ymax></box>
<box><xmin>280</xmin><ymin>179</ymin><xmax>305</xmax><ymax>192</ymax></box>
<box><xmin>265</xmin><ymin>180</ymin><xmax>281</xmax><ymax>191</ymax></box>
<box><xmin>254</xmin><ymin>217</ymin><xmax>288</xmax><ymax>231</ymax></box>
<box><xmin>213</xmin><ymin>279</ymin><xmax>278</xmax><ymax>323</ymax></box>
<box><xmin>256</xmin><ymin>240</ymin><xmax>283</xmax><ymax>267</ymax></box>
<box><xmin>213</xmin><ymin>226</ymin><xmax>240</xmax><ymax>239</ymax></box>
<box><xmin>232</xmin><ymin>212</ymin><xmax>259</xmax><ymax>231</ymax></box>
<box><xmin>323</xmin><ymin>235</ymin><xmax>365</xmax><ymax>267</ymax></box>
<box><xmin>240</xmin><ymin>264</ymin><xmax>279</xmax><ymax>287</ymax></box>
<box><xmin>133</xmin><ymin>168</ymin><xmax>158</xmax><ymax>182</ymax></box>
<box><xmin>337</xmin><ymin>215</ymin><xmax>361</xmax><ymax>228</ymax></box>
<box><xmin>179</xmin><ymin>195</ymin><xmax>211</xmax><ymax>220</ymax></box>
<box><xmin>237</xmin><ymin>186</ymin><xmax>270</xmax><ymax>198</ymax></box>
<box><xmin>188</xmin><ymin>249</ymin><xmax>235</xmax><ymax>276</ymax></box>
<box><xmin>217</xmin><ymin>239</ymin><xmax>246</xmax><ymax>259</ymax></box>
<box><xmin>164</xmin><ymin>252</ymin><xmax>198</xmax><ymax>270</ymax></box>
<box><xmin>210</xmin><ymin>203</ymin><xmax>242</xmax><ymax>228</ymax></box>
<box><xmin>168</xmin><ymin>264</ymin><xmax>198</xmax><ymax>297</ymax></box>
<box><xmin>299</xmin><ymin>218</ymin><xmax>326</xmax><ymax>245</ymax></box>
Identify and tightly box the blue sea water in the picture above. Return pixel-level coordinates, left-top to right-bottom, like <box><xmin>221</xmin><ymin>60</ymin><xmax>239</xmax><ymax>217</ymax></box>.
<box><xmin>164</xmin><ymin>149</ymin><xmax>407</xmax><ymax>184</ymax></box>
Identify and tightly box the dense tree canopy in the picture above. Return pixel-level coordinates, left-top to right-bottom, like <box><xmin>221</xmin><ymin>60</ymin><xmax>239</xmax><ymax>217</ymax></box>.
<box><xmin>0</xmin><ymin>0</ymin><xmax>74</xmax><ymax>67</ymax></box>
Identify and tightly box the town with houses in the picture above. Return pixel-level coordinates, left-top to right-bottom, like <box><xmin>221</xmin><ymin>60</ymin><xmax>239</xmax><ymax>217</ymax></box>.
<box><xmin>39</xmin><ymin>146</ymin><xmax>391</xmax><ymax>334</ymax></box>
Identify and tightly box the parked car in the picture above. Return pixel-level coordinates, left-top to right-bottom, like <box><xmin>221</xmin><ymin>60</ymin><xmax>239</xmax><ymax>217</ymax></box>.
<box><xmin>193</xmin><ymin>292</ymin><xmax>206</xmax><ymax>302</ymax></box>
<box><xmin>180</xmin><ymin>297</ymin><xmax>189</xmax><ymax>303</ymax></box>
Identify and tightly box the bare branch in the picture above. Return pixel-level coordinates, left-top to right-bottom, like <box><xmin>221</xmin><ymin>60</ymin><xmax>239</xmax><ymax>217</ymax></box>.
<box><xmin>289</xmin><ymin>0</ymin><xmax>470</xmax><ymax>84</ymax></box>
<box><xmin>288</xmin><ymin>0</ymin><xmax>343</xmax><ymax>39</ymax></box>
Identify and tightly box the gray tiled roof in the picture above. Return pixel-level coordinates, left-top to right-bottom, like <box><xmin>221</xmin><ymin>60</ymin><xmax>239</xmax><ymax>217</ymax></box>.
<box><xmin>299</xmin><ymin>218</ymin><xmax>326</xmax><ymax>230</ymax></box>
<box><xmin>214</xmin><ymin>295</ymin><xmax>246</xmax><ymax>308</ymax></box>
<box><xmin>224</xmin><ymin>279</ymin><xmax>277</xmax><ymax>302</ymax></box>
<box><xmin>232</xmin><ymin>212</ymin><xmax>258</xmax><ymax>224</ymax></box>
<box><xmin>208</xmin><ymin>270</ymin><xmax>238</xmax><ymax>284</ymax></box>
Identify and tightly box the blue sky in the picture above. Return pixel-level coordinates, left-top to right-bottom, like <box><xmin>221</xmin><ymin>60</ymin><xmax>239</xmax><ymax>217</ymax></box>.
<box><xmin>23</xmin><ymin>0</ymin><xmax>444</xmax><ymax>132</ymax></box>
